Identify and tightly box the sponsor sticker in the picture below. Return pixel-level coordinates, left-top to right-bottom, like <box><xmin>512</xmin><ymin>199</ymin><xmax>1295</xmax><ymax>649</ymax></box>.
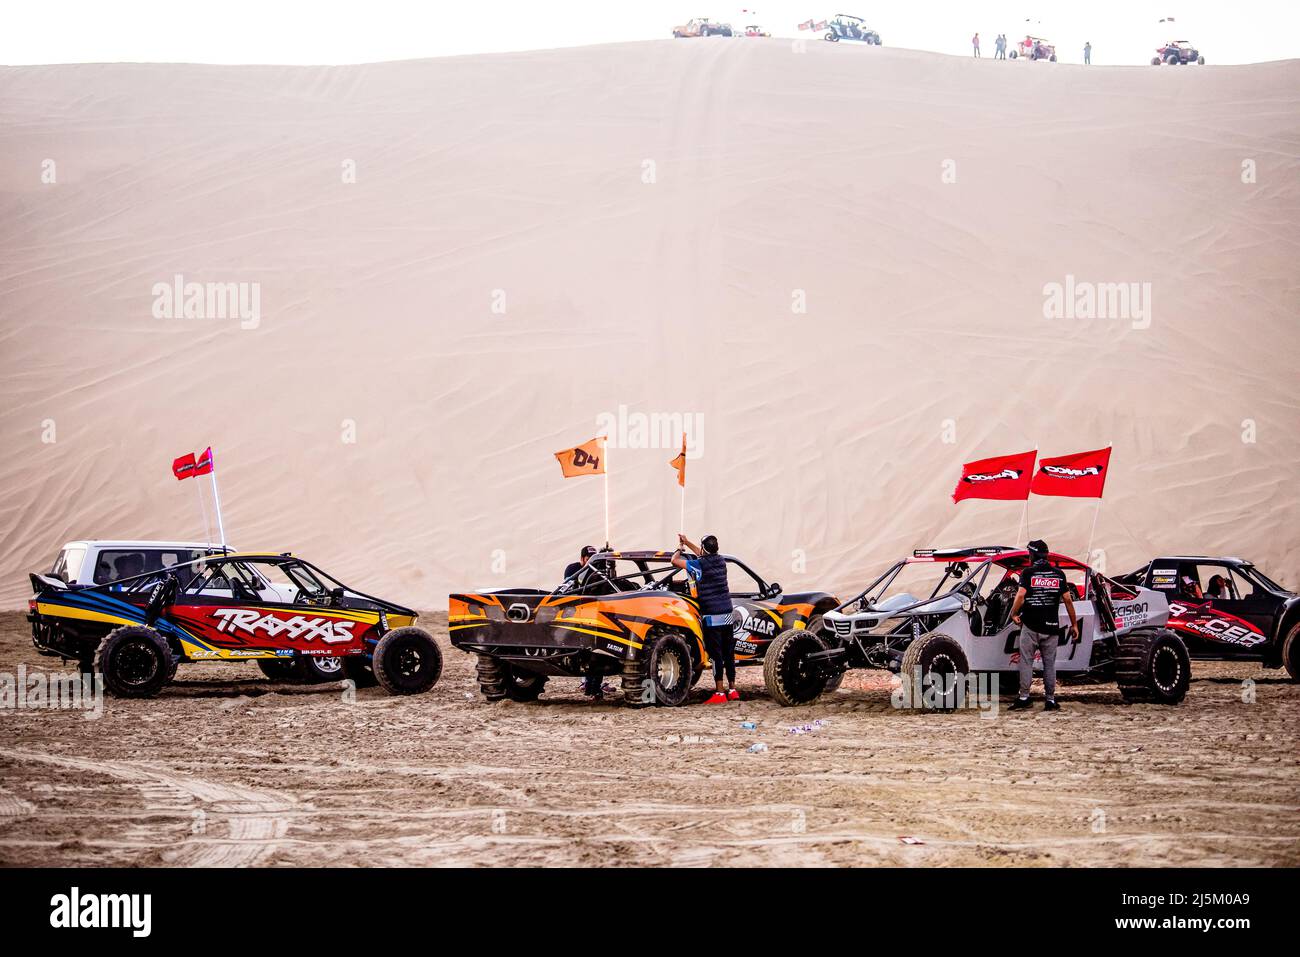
<box><xmin>210</xmin><ymin>608</ymin><xmax>356</xmax><ymax>644</ymax></box>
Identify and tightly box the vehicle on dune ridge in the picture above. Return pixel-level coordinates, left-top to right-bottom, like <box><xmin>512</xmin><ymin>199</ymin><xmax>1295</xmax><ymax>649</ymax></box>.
<box><xmin>1152</xmin><ymin>40</ymin><xmax>1204</xmax><ymax>65</ymax></box>
<box><xmin>673</xmin><ymin>18</ymin><xmax>733</xmax><ymax>38</ymax></box>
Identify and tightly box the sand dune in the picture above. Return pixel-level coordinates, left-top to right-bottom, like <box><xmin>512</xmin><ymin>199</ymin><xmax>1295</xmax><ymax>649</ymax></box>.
<box><xmin>1</xmin><ymin>40</ymin><xmax>1298</xmax><ymax>607</ymax></box>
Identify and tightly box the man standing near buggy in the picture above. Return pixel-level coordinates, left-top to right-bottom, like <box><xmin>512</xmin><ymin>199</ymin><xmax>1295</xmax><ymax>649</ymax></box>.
<box><xmin>1008</xmin><ymin>540</ymin><xmax>1078</xmax><ymax>711</ymax></box>
<box><xmin>671</xmin><ymin>533</ymin><xmax>739</xmax><ymax>703</ymax></box>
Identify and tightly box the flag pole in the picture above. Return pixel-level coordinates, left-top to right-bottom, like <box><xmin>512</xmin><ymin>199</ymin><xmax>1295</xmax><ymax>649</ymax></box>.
<box><xmin>196</xmin><ymin>477</ymin><xmax>212</xmax><ymax>545</ymax></box>
<box><xmin>210</xmin><ymin>448</ymin><xmax>227</xmax><ymax>549</ymax></box>
<box><xmin>602</xmin><ymin>435</ymin><xmax>610</xmax><ymax>548</ymax></box>
<box><xmin>1085</xmin><ymin>499</ymin><xmax>1101</xmax><ymax>563</ymax></box>
<box><xmin>679</xmin><ymin>481</ymin><xmax>686</xmax><ymax>536</ymax></box>
<box><xmin>1084</xmin><ymin>441</ymin><xmax>1112</xmax><ymax>562</ymax></box>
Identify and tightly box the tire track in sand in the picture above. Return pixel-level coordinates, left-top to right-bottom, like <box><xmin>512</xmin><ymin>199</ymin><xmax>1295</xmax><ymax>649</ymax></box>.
<box><xmin>0</xmin><ymin>748</ymin><xmax>295</xmax><ymax>866</ymax></box>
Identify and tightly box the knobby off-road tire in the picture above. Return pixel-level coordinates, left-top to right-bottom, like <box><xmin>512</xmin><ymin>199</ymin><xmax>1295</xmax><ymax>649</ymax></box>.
<box><xmin>898</xmin><ymin>632</ymin><xmax>969</xmax><ymax>711</ymax></box>
<box><xmin>803</xmin><ymin>616</ymin><xmax>844</xmax><ymax>693</ymax></box>
<box><xmin>476</xmin><ymin>654</ymin><xmax>508</xmax><ymax>700</ymax></box>
<box><xmin>622</xmin><ymin>631</ymin><xmax>693</xmax><ymax>707</ymax></box>
<box><xmin>372</xmin><ymin>627</ymin><xmax>442</xmax><ymax>695</ymax></box>
<box><xmin>1280</xmin><ymin>623</ymin><xmax>1300</xmax><ymax>682</ymax></box>
<box><xmin>764</xmin><ymin>628</ymin><xmax>830</xmax><ymax>707</ymax></box>
<box><xmin>1116</xmin><ymin>629</ymin><xmax>1190</xmax><ymax>704</ymax></box>
<box><xmin>93</xmin><ymin>626</ymin><xmax>175</xmax><ymax>698</ymax></box>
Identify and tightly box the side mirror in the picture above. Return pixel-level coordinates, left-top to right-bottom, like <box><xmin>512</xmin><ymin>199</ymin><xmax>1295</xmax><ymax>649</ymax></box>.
<box><xmin>766</xmin><ymin>582</ymin><xmax>782</xmax><ymax>599</ymax></box>
<box><xmin>330</xmin><ymin>587</ymin><xmax>346</xmax><ymax>605</ymax></box>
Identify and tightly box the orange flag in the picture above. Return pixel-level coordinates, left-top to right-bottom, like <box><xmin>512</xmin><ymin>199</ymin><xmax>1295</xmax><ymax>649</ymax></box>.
<box><xmin>669</xmin><ymin>433</ymin><xmax>686</xmax><ymax>487</ymax></box>
<box><xmin>554</xmin><ymin>437</ymin><xmax>605</xmax><ymax>478</ymax></box>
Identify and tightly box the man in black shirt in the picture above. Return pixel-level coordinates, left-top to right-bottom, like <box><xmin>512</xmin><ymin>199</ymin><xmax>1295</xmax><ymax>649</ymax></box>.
<box><xmin>1008</xmin><ymin>540</ymin><xmax>1079</xmax><ymax>711</ymax></box>
<box><xmin>564</xmin><ymin>544</ymin><xmax>597</xmax><ymax>581</ymax></box>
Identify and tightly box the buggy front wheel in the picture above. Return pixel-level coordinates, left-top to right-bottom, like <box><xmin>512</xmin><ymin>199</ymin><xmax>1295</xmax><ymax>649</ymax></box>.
<box><xmin>1116</xmin><ymin>629</ymin><xmax>1189</xmax><ymax>704</ymax></box>
<box><xmin>764</xmin><ymin>629</ymin><xmax>830</xmax><ymax>706</ymax></box>
<box><xmin>372</xmin><ymin>627</ymin><xmax>442</xmax><ymax>695</ymax></box>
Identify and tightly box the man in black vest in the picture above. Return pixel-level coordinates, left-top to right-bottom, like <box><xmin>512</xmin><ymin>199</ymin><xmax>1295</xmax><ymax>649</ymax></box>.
<box><xmin>672</xmin><ymin>533</ymin><xmax>738</xmax><ymax>702</ymax></box>
<box><xmin>1008</xmin><ymin>539</ymin><xmax>1079</xmax><ymax>711</ymax></box>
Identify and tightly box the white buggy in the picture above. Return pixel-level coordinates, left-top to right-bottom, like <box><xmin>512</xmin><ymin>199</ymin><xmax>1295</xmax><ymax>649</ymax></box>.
<box><xmin>762</xmin><ymin>546</ymin><xmax>1191</xmax><ymax>709</ymax></box>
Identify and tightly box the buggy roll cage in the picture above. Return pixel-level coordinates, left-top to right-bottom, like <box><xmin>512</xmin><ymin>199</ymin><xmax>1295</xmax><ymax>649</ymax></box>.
<box><xmin>834</xmin><ymin>547</ymin><xmax>1106</xmax><ymax>620</ymax></box>
<box><xmin>554</xmin><ymin>549</ymin><xmax>774</xmax><ymax>599</ymax></box>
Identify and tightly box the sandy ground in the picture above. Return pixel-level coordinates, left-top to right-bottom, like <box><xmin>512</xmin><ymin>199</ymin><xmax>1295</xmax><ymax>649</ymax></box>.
<box><xmin>2</xmin><ymin>41</ymin><xmax>1299</xmax><ymax>609</ymax></box>
<box><xmin>0</xmin><ymin>610</ymin><xmax>1295</xmax><ymax>867</ymax></box>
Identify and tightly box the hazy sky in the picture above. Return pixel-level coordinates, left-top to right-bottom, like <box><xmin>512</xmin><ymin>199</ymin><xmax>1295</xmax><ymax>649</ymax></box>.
<box><xmin>4</xmin><ymin>0</ymin><xmax>1298</xmax><ymax>66</ymax></box>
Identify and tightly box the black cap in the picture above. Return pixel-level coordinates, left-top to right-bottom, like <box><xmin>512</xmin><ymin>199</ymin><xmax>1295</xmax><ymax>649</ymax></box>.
<box><xmin>1027</xmin><ymin>539</ymin><xmax>1049</xmax><ymax>558</ymax></box>
<box><xmin>701</xmin><ymin>535</ymin><xmax>719</xmax><ymax>554</ymax></box>
<box><xmin>580</xmin><ymin>545</ymin><xmax>597</xmax><ymax>559</ymax></box>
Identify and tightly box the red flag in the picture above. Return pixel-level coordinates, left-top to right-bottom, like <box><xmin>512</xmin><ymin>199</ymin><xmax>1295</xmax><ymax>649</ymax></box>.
<box><xmin>172</xmin><ymin>452</ymin><xmax>197</xmax><ymax>480</ymax></box>
<box><xmin>952</xmin><ymin>450</ymin><xmax>1037</xmax><ymax>502</ymax></box>
<box><xmin>1030</xmin><ymin>447</ymin><xmax>1111</xmax><ymax>498</ymax></box>
<box><xmin>193</xmin><ymin>446</ymin><xmax>215</xmax><ymax>476</ymax></box>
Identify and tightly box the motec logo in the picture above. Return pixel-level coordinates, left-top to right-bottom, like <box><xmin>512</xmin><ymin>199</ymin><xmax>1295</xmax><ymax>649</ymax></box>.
<box><xmin>50</xmin><ymin>887</ymin><xmax>151</xmax><ymax>937</ymax></box>
<box><xmin>210</xmin><ymin>608</ymin><xmax>356</xmax><ymax>644</ymax></box>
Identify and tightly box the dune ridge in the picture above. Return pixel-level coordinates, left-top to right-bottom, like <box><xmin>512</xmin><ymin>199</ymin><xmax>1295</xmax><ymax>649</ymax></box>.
<box><xmin>1</xmin><ymin>39</ymin><xmax>1298</xmax><ymax>607</ymax></box>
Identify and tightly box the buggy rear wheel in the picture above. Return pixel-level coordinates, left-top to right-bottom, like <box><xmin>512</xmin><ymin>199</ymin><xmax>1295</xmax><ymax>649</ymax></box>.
<box><xmin>294</xmin><ymin>654</ymin><xmax>345</xmax><ymax>684</ymax></box>
<box><xmin>372</xmin><ymin>627</ymin><xmax>442</xmax><ymax>695</ymax></box>
<box><xmin>475</xmin><ymin>654</ymin><xmax>508</xmax><ymax>700</ymax></box>
<box><xmin>1281</xmin><ymin>623</ymin><xmax>1300</xmax><ymax>682</ymax></box>
<box><xmin>1116</xmin><ymin>629</ymin><xmax>1189</xmax><ymax>704</ymax></box>
<box><xmin>646</xmin><ymin>632</ymin><xmax>693</xmax><ymax>706</ymax></box>
<box><xmin>94</xmin><ymin>626</ymin><xmax>175</xmax><ymax>698</ymax></box>
<box><xmin>764</xmin><ymin>628</ymin><xmax>830</xmax><ymax>706</ymax></box>
<box><xmin>503</xmin><ymin>666</ymin><xmax>548</xmax><ymax>702</ymax></box>
<box><xmin>898</xmin><ymin>632</ymin><xmax>969</xmax><ymax>711</ymax></box>
<box><xmin>343</xmin><ymin>656</ymin><xmax>379</xmax><ymax>688</ymax></box>
<box><xmin>257</xmin><ymin>658</ymin><xmax>297</xmax><ymax>682</ymax></box>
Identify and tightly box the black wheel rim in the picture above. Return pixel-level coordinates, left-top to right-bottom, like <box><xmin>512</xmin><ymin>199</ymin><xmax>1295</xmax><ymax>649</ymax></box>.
<box><xmin>1152</xmin><ymin>645</ymin><xmax>1181</xmax><ymax>693</ymax></box>
<box><xmin>927</xmin><ymin>651</ymin><xmax>959</xmax><ymax>708</ymax></box>
<box><xmin>780</xmin><ymin>635</ymin><xmax>825</xmax><ymax>700</ymax></box>
<box><xmin>115</xmin><ymin>640</ymin><xmax>161</xmax><ymax>686</ymax></box>
<box><xmin>392</xmin><ymin>639</ymin><xmax>427</xmax><ymax>680</ymax></box>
